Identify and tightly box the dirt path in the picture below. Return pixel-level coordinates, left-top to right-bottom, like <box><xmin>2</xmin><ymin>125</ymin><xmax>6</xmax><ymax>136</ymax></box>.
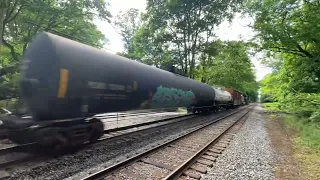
<box><xmin>264</xmin><ymin>109</ymin><xmax>320</xmax><ymax>180</ymax></box>
<box><xmin>264</xmin><ymin>111</ymin><xmax>302</xmax><ymax>180</ymax></box>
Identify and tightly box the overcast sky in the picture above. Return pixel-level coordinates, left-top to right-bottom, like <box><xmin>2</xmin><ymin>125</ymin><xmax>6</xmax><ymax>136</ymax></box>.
<box><xmin>94</xmin><ymin>0</ymin><xmax>271</xmax><ymax>81</ymax></box>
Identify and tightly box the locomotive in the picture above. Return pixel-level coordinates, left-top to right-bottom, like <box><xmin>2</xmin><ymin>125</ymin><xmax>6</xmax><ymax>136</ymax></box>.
<box><xmin>0</xmin><ymin>32</ymin><xmax>245</xmax><ymax>148</ymax></box>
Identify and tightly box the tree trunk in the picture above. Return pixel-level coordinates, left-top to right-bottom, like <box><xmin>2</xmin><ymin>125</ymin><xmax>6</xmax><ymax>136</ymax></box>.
<box><xmin>0</xmin><ymin>5</ymin><xmax>5</xmax><ymax>51</ymax></box>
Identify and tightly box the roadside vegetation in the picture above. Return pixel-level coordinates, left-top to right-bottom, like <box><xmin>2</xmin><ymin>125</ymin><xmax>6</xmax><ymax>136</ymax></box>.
<box><xmin>252</xmin><ymin>0</ymin><xmax>320</xmax><ymax>151</ymax></box>
<box><xmin>249</xmin><ymin>0</ymin><xmax>320</xmax><ymax>178</ymax></box>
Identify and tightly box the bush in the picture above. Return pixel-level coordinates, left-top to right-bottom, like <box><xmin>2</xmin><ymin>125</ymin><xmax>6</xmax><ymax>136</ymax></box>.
<box><xmin>261</xmin><ymin>94</ymin><xmax>275</xmax><ymax>103</ymax></box>
<box><xmin>263</xmin><ymin>102</ymin><xmax>282</xmax><ymax>112</ymax></box>
<box><xmin>280</xmin><ymin>93</ymin><xmax>320</xmax><ymax>124</ymax></box>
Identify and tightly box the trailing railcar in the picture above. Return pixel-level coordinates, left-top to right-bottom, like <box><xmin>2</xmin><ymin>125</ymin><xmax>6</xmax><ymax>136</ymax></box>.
<box><xmin>213</xmin><ymin>88</ymin><xmax>232</xmax><ymax>109</ymax></box>
<box><xmin>225</xmin><ymin>88</ymin><xmax>244</xmax><ymax>106</ymax></box>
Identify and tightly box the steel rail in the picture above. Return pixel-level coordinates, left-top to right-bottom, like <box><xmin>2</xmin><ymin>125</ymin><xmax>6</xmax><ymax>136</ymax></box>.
<box><xmin>163</xmin><ymin>106</ymin><xmax>253</xmax><ymax>180</ymax></box>
<box><xmin>79</xmin><ymin>106</ymin><xmax>249</xmax><ymax>180</ymax></box>
<box><xmin>104</xmin><ymin>113</ymin><xmax>194</xmax><ymax>133</ymax></box>
<box><xmin>0</xmin><ymin>114</ymin><xmax>194</xmax><ymax>155</ymax></box>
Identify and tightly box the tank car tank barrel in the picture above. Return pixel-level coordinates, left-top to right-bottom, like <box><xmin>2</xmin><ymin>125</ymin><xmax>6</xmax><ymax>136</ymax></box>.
<box><xmin>21</xmin><ymin>32</ymin><xmax>216</xmax><ymax>120</ymax></box>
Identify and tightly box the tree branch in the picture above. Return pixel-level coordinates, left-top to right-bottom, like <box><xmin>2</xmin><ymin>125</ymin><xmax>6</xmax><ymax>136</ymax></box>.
<box><xmin>6</xmin><ymin>5</ymin><xmax>23</xmax><ymax>23</ymax></box>
<box><xmin>268</xmin><ymin>45</ymin><xmax>314</xmax><ymax>58</ymax></box>
<box><xmin>296</xmin><ymin>44</ymin><xmax>313</xmax><ymax>58</ymax></box>
<box><xmin>2</xmin><ymin>39</ymin><xmax>19</xmax><ymax>61</ymax></box>
<box><xmin>4</xmin><ymin>0</ymin><xmax>19</xmax><ymax>23</ymax></box>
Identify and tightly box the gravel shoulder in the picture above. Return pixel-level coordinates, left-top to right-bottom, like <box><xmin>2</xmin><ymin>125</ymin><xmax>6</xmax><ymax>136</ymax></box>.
<box><xmin>202</xmin><ymin>105</ymin><xmax>275</xmax><ymax>180</ymax></box>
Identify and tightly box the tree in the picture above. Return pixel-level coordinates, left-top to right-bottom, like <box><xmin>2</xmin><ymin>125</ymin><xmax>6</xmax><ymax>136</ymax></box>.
<box><xmin>113</xmin><ymin>8</ymin><xmax>142</xmax><ymax>58</ymax></box>
<box><xmin>0</xmin><ymin>0</ymin><xmax>112</xmax><ymax>102</ymax></box>
<box><xmin>144</xmin><ymin>0</ymin><xmax>242</xmax><ymax>78</ymax></box>
<box><xmin>2</xmin><ymin>0</ymin><xmax>111</xmax><ymax>62</ymax></box>
<box><xmin>0</xmin><ymin>1</ymin><xmax>6</xmax><ymax>50</ymax></box>
<box><xmin>246</xmin><ymin>0</ymin><xmax>320</xmax><ymax>93</ymax></box>
<box><xmin>260</xmin><ymin>73</ymin><xmax>281</xmax><ymax>102</ymax></box>
<box><xmin>201</xmin><ymin>41</ymin><xmax>259</xmax><ymax>101</ymax></box>
<box><xmin>247</xmin><ymin>0</ymin><xmax>320</xmax><ymax>120</ymax></box>
<box><xmin>133</xmin><ymin>24</ymin><xmax>173</xmax><ymax>68</ymax></box>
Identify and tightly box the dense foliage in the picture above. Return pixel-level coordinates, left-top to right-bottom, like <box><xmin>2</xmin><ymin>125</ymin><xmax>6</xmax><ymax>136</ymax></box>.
<box><xmin>252</xmin><ymin>0</ymin><xmax>320</xmax><ymax>123</ymax></box>
<box><xmin>114</xmin><ymin>1</ymin><xmax>259</xmax><ymax>101</ymax></box>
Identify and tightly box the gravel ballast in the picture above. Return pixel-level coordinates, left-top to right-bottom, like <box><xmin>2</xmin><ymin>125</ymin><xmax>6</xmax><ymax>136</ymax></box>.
<box><xmin>202</xmin><ymin>105</ymin><xmax>275</xmax><ymax>180</ymax></box>
<box><xmin>7</xmin><ymin>109</ymin><xmax>240</xmax><ymax>180</ymax></box>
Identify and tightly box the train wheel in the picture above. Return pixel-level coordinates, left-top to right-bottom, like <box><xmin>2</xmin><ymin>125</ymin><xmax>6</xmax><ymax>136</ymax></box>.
<box><xmin>8</xmin><ymin>130</ymin><xmax>34</xmax><ymax>144</ymax></box>
<box><xmin>35</xmin><ymin>128</ymin><xmax>69</xmax><ymax>151</ymax></box>
<box><xmin>90</xmin><ymin>120</ymin><xmax>104</xmax><ymax>142</ymax></box>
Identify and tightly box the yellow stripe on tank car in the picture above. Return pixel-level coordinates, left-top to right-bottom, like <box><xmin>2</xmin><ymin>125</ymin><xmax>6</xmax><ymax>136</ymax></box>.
<box><xmin>133</xmin><ymin>81</ymin><xmax>138</xmax><ymax>91</ymax></box>
<box><xmin>57</xmin><ymin>69</ymin><xmax>69</xmax><ymax>98</ymax></box>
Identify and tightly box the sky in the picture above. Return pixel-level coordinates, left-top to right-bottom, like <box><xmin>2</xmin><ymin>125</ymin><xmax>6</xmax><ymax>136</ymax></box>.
<box><xmin>94</xmin><ymin>0</ymin><xmax>271</xmax><ymax>81</ymax></box>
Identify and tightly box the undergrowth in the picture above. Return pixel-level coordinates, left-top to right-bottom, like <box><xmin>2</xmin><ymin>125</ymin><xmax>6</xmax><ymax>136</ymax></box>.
<box><xmin>263</xmin><ymin>102</ymin><xmax>281</xmax><ymax>112</ymax></box>
<box><xmin>283</xmin><ymin>115</ymin><xmax>320</xmax><ymax>151</ymax></box>
<box><xmin>264</xmin><ymin>102</ymin><xmax>320</xmax><ymax>150</ymax></box>
<box><xmin>264</xmin><ymin>103</ymin><xmax>320</xmax><ymax>179</ymax></box>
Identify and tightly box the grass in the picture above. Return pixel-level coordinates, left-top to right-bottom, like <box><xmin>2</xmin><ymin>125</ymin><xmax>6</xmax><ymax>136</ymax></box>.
<box><xmin>282</xmin><ymin>115</ymin><xmax>320</xmax><ymax>179</ymax></box>
<box><xmin>294</xmin><ymin>146</ymin><xmax>320</xmax><ymax>179</ymax></box>
<box><xmin>262</xmin><ymin>102</ymin><xmax>282</xmax><ymax>112</ymax></box>
<box><xmin>282</xmin><ymin>115</ymin><xmax>320</xmax><ymax>151</ymax></box>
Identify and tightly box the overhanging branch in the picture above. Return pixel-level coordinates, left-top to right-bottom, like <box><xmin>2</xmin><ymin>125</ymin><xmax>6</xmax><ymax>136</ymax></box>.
<box><xmin>2</xmin><ymin>39</ymin><xmax>19</xmax><ymax>61</ymax></box>
<box><xmin>296</xmin><ymin>44</ymin><xmax>313</xmax><ymax>58</ymax></box>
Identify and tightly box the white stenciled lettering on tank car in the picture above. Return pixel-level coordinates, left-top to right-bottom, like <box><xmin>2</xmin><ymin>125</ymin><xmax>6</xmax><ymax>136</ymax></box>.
<box><xmin>108</xmin><ymin>84</ymin><xmax>125</xmax><ymax>91</ymax></box>
<box><xmin>88</xmin><ymin>81</ymin><xmax>107</xmax><ymax>90</ymax></box>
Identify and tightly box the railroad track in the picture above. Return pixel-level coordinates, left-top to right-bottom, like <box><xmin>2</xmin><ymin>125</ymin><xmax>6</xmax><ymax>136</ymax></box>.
<box><xmin>0</xmin><ymin>113</ymin><xmax>195</xmax><ymax>170</ymax></box>
<box><xmin>0</xmin><ymin>107</ymin><xmax>247</xmax><ymax>179</ymax></box>
<box><xmin>95</xmin><ymin>108</ymin><xmax>181</xmax><ymax>119</ymax></box>
<box><xmin>72</xmin><ymin>106</ymin><xmax>252</xmax><ymax>180</ymax></box>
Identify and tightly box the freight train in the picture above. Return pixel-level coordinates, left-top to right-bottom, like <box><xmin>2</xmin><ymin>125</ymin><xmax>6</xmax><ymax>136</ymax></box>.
<box><xmin>0</xmin><ymin>32</ymin><xmax>246</xmax><ymax>149</ymax></box>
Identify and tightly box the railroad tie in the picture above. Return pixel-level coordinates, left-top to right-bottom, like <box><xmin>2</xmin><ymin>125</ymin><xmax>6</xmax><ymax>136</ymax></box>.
<box><xmin>169</xmin><ymin>144</ymin><xmax>196</xmax><ymax>151</ymax></box>
<box><xmin>178</xmin><ymin>175</ymin><xmax>192</xmax><ymax>180</ymax></box>
<box><xmin>197</xmin><ymin>158</ymin><xmax>214</xmax><ymax>167</ymax></box>
<box><xmin>205</xmin><ymin>151</ymin><xmax>220</xmax><ymax>157</ymax></box>
<box><xmin>215</xmin><ymin>143</ymin><xmax>228</xmax><ymax>148</ymax></box>
<box><xmin>183</xmin><ymin>169</ymin><xmax>201</xmax><ymax>179</ymax></box>
<box><xmin>223</xmin><ymin>136</ymin><xmax>234</xmax><ymax>140</ymax></box>
<box><xmin>218</xmin><ymin>141</ymin><xmax>230</xmax><ymax>145</ymax></box>
<box><xmin>202</xmin><ymin>155</ymin><xmax>216</xmax><ymax>162</ymax></box>
<box><xmin>112</xmin><ymin>168</ymin><xmax>142</xmax><ymax>180</ymax></box>
<box><xmin>190</xmin><ymin>163</ymin><xmax>207</xmax><ymax>174</ymax></box>
<box><xmin>141</xmin><ymin>159</ymin><xmax>174</xmax><ymax>171</ymax></box>
<box><xmin>212</xmin><ymin>146</ymin><xmax>225</xmax><ymax>151</ymax></box>
<box><xmin>208</xmin><ymin>148</ymin><xmax>222</xmax><ymax>154</ymax></box>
